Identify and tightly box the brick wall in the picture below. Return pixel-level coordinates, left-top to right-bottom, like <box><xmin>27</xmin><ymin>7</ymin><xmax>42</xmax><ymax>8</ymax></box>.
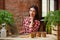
<box><xmin>0</xmin><ymin>0</ymin><xmax>4</xmax><ymax>9</ymax></box>
<box><xmin>5</xmin><ymin>0</ymin><xmax>41</xmax><ymax>33</ymax></box>
<box><xmin>58</xmin><ymin>26</ymin><xmax>60</xmax><ymax>40</ymax></box>
<box><xmin>57</xmin><ymin>0</ymin><xmax>60</xmax><ymax>40</ymax></box>
<box><xmin>58</xmin><ymin>0</ymin><xmax>60</xmax><ymax>9</ymax></box>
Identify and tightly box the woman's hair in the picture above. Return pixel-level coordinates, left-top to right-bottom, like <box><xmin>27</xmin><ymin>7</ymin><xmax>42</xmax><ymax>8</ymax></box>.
<box><xmin>29</xmin><ymin>5</ymin><xmax>40</xmax><ymax>21</ymax></box>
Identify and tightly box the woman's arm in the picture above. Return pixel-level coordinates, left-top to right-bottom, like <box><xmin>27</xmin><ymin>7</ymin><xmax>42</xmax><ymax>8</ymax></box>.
<box><xmin>28</xmin><ymin>20</ymin><xmax>40</xmax><ymax>33</ymax></box>
<box><xmin>19</xmin><ymin>18</ymin><xmax>26</xmax><ymax>34</ymax></box>
<box><xmin>33</xmin><ymin>20</ymin><xmax>40</xmax><ymax>31</ymax></box>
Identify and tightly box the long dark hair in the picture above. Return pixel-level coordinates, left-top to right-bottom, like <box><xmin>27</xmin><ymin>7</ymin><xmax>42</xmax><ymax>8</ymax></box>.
<box><xmin>29</xmin><ymin>5</ymin><xmax>40</xmax><ymax>21</ymax></box>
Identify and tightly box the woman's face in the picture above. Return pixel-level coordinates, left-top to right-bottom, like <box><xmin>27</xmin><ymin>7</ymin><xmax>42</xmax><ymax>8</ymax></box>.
<box><xmin>29</xmin><ymin>8</ymin><xmax>36</xmax><ymax>17</ymax></box>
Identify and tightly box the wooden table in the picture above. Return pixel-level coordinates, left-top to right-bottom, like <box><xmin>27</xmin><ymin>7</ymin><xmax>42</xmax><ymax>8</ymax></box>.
<box><xmin>0</xmin><ymin>34</ymin><xmax>57</xmax><ymax>40</ymax></box>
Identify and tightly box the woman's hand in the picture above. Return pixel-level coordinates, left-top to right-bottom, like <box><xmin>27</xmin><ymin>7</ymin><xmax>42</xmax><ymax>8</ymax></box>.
<box><xmin>29</xmin><ymin>17</ymin><xmax>33</xmax><ymax>27</ymax></box>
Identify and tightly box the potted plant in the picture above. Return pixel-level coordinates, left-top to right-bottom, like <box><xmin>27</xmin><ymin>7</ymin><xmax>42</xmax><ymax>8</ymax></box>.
<box><xmin>0</xmin><ymin>10</ymin><xmax>14</xmax><ymax>25</ymax></box>
<box><xmin>0</xmin><ymin>10</ymin><xmax>18</xmax><ymax>35</ymax></box>
<box><xmin>44</xmin><ymin>10</ymin><xmax>60</xmax><ymax>34</ymax></box>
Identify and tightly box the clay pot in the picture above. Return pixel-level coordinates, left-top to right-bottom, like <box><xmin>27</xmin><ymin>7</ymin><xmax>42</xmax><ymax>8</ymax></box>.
<box><xmin>29</xmin><ymin>32</ymin><xmax>36</xmax><ymax>38</ymax></box>
<box><xmin>41</xmin><ymin>32</ymin><xmax>46</xmax><ymax>37</ymax></box>
<box><xmin>36</xmin><ymin>32</ymin><xmax>41</xmax><ymax>37</ymax></box>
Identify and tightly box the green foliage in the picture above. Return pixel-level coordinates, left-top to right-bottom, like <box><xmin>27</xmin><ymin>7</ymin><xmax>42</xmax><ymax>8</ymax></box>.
<box><xmin>0</xmin><ymin>10</ymin><xmax>14</xmax><ymax>25</ymax></box>
<box><xmin>0</xmin><ymin>10</ymin><xmax>19</xmax><ymax>34</ymax></box>
<box><xmin>53</xmin><ymin>10</ymin><xmax>60</xmax><ymax>25</ymax></box>
<box><xmin>44</xmin><ymin>10</ymin><xmax>60</xmax><ymax>33</ymax></box>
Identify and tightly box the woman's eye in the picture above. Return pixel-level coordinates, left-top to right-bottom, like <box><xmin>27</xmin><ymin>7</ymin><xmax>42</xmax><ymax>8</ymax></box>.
<box><xmin>33</xmin><ymin>11</ymin><xmax>35</xmax><ymax>12</ymax></box>
<box><xmin>30</xmin><ymin>10</ymin><xmax>35</xmax><ymax>12</ymax></box>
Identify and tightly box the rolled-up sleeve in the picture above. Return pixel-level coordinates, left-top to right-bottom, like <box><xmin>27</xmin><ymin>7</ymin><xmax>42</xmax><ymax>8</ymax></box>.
<box><xmin>32</xmin><ymin>20</ymin><xmax>40</xmax><ymax>32</ymax></box>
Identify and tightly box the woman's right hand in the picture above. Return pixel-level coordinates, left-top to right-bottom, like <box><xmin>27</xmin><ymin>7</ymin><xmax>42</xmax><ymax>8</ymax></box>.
<box><xmin>29</xmin><ymin>17</ymin><xmax>33</xmax><ymax>27</ymax></box>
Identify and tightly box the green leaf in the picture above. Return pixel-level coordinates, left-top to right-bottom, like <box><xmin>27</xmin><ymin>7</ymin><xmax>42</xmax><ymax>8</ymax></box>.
<box><xmin>44</xmin><ymin>10</ymin><xmax>60</xmax><ymax>33</ymax></box>
<box><xmin>0</xmin><ymin>10</ymin><xmax>14</xmax><ymax>26</ymax></box>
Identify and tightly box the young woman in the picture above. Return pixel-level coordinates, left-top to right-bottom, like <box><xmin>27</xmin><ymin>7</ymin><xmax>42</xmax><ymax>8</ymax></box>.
<box><xmin>20</xmin><ymin>5</ymin><xmax>40</xmax><ymax>34</ymax></box>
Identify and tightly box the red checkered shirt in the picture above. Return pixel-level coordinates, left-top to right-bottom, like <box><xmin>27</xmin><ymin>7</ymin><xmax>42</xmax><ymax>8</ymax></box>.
<box><xmin>19</xmin><ymin>17</ymin><xmax>40</xmax><ymax>33</ymax></box>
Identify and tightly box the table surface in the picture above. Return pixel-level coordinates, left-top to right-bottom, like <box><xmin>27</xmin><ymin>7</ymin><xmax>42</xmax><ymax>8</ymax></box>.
<box><xmin>0</xmin><ymin>34</ymin><xmax>57</xmax><ymax>40</ymax></box>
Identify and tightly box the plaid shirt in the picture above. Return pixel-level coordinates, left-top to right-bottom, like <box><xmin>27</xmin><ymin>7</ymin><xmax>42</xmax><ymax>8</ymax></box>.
<box><xmin>19</xmin><ymin>17</ymin><xmax>40</xmax><ymax>33</ymax></box>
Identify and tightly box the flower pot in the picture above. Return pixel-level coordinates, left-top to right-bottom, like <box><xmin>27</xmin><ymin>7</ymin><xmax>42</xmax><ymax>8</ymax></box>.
<box><xmin>51</xmin><ymin>24</ymin><xmax>58</xmax><ymax>36</ymax></box>
<box><xmin>36</xmin><ymin>32</ymin><xmax>41</xmax><ymax>37</ymax></box>
<box><xmin>29</xmin><ymin>32</ymin><xmax>36</xmax><ymax>38</ymax></box>
<box><xmin>41</xmin><ymin>32</ymin><xmax>46</xmax><ymax>37</ymax></box>
<box><xmin>1</xmin><ymin>23</ymin><xmax>11</xmax><ymax>36</ymax></box>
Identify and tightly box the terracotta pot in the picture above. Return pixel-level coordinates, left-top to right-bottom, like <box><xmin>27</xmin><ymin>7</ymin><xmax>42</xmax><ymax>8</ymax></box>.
<box><xmin>41</xmin><ymin>32</ymin><xmax>46</xmax><ymax>37</ymax></box>
<box><xmin>36</xmin><ymin>32</ymin><xmax>41</xmax><ymax>37</ymax></box>
<box><xmin>29</xmin><ymin>32</ymin><xmax>36</xmax><ymax>38</ymax></box>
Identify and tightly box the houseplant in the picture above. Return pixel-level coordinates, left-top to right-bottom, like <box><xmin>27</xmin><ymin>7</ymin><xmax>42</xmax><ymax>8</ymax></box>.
<box><xmin>0</xmin><ymin>10</ymin><xmax>18</xmax><ymax>35</ymax></box>
<box><xmin>44</xmin><ymin>10</ymin><xmax>60</xmax><ymax>34</ymax></box>
<box><xmin>44</xmin><ymin>11</ymin><xmax>54</xmax><ymax>33</ymax></box>
<box><xmin>0</xmin><ymin>10</ymin><xmax>14</xmax><ymax>25</ymax></box>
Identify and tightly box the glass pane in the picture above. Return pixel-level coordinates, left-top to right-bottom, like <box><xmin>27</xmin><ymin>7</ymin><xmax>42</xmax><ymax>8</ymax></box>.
<box><xmin>50</xmin><ymin>0</ymin><xmax>54</xmax><ymax>11</ymax></box>
<box><xmin>42</xmin><ymin>0</ymin><xmax>47</xmax><ymax>17</ymax></box>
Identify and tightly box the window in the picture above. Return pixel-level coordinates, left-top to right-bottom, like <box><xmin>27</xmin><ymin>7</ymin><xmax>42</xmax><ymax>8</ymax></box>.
<box><xmin>50</xmin><ymin>0</ymin><xmax>54</xmax><ymax>11</ymax></box>
<box><xmin>42</xmin><ymin>0</ymin><xmax>54</xmax><ymax>17</ymax></box>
